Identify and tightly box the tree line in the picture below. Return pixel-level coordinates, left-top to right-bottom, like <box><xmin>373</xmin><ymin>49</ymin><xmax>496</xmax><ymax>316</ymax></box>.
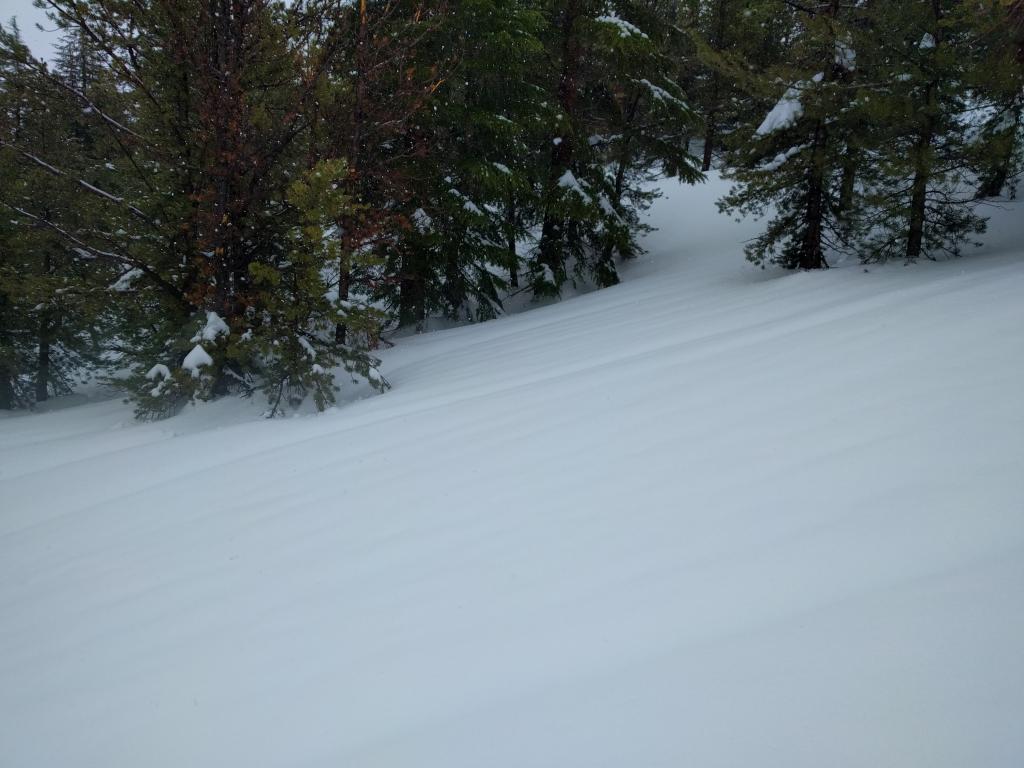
<box><xmin>0</xmin><ymin>0</ymin><xmax>1021</xmax><ymax>416</ymax></box>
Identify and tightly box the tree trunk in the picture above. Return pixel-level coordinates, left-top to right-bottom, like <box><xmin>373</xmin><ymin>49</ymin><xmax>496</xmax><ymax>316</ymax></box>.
<box><xmin>598</xmin><ymin>155</ymin><xmax>629</xmax><ymax>273</ymax></box>
<box><xmin>907</xmin><ymin>2</ymin><xmax>942</xmax><ymax>260</ymax></box>
<box><xmin>35</xmin><ymin>250</ymin><xmax>54</xmax><ymax>403</ymax></box>
<box><xmin>978</xmin><ymin>107</ymin><xmax>1020</xmax><ymax>198</ymax></box>
<box><xmin>797</xmin><ymin>0</ymin><xmax>844</xmax><ymax>269</ymax></box>
<box><xmin>506</xmin><ymin>196</ymin><xmax>519</xmax><ymax>289</ymax></box>
<box><xmin>537</xmin><ymin>0</ymin><xmax>583</xmax><ymax>282</ymax></box>
<box><xmin>837</xmin><ymin>146</ymin><xmax>857</xmax><ymax>220</ymax></box>
<box><xmin>336</xmin><ymin>0</ymin><xmax>369</xmax><ymax>344</ymax></box>
<box><xmin>399</xmin><ymin>247</ymin><xmax>426</xmax><ymax>331</ymax></box>
<box><xmin>334</xmin><ymin>266</ymin><xmax>351</xmax><ymax>343</ymax></box>
<box><xmin>0</xmin><ymin>374</ymin><xmax>13</xmax><ymax>410</ymax></box>
<box><xmin>701</xmin><ymin>120</ymin><xmax>716</xmax><ymax>172</ymax></box>
<box><xmin>905</xmin><ymin>126</ymin><xmax>933</xmax><ymax>260</ymax></box>
<box><xmin>701</xmin><ymin>2</ymin><xmax>728</xmax><ymax>173</ymax></box>
<box><xmin>799</xmin><ymin>121</ymin><xmax>828</xmax><ymax>270</ymax></box>
<box><xmin>35</xmin><ymin>315</ymin><xmax>51</xmax><ymax>404</ymax></box>
<box><xmin>598</xmin><ymin>92</ymin><xmax>641</xmax><ymax>279</ymax></box>
<box><xmin>0</xmin><ymin>291</ymin><xmax>13</xmax><ymax>408</ymax></box>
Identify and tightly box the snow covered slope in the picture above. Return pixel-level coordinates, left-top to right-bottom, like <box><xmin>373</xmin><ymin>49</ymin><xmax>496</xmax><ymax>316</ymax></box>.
<box><xmin>2</xmin><ymin>175</ymin><xmax>1023</xmax><ymax>768</ymax></box>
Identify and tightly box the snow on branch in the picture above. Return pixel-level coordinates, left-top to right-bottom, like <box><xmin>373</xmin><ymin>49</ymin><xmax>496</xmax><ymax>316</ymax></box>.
<box><xmin>596</xmin><ymin>14</ymin><xmax>649</xmax><ymax>39</ymax></box>
<box><xmin>755</xmin><ymin>74</ymin><xmax>823</xmax><ymax>136</ymax></box>
<box><xmin>0</xmin><ymin>141</ymin><xmax>155</xmax><ymax>227</ymax></box>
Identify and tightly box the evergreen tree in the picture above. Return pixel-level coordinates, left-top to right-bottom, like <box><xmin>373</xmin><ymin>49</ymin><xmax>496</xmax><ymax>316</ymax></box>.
<box><xmin>0</xmin><ymin>23</ymin><xmax>116</xmax><ymax>408</ymax></box>
<box><xmin>392</xmin><ymin>0</ymin><xmax>550</xmax><ymax>323</ymax></box>
<box><xmin>686</xmin><ymin>0</ymin><xmax>792</xmax><ymax>172</ymax></box>
<box><xmin>719</xmin><ymin>0</ymin><xmax>864</xmax><ymax>269</ymax></box>
<box><xmin>534</xmin><ymin>0</ymin><xmax>701</xmax><ymax>293</ymax></box>
<box><xmin>5</xmin><ymin>0</ymin><xmax>387</xmax><ymax>417</ymax></box>
<box><xmin>4</xmin><ymin>0</ymin><xmax>1015</xmax><ymax>417</ymax></box>
<box><xmin>586</xmin><ymin>0</ymin><xmax>702</xmax><ymax>283</ymax></box>
<box><xmin>969</xmin><ymin>1</ymin><xmax>1024</xmax><ymax>199</ymax></box>
<box><xmin>857</xmin><ymin>0</ymin><xmax>989</xmax><ymax>262</ymax></box>
<box><xmin>317</xmin><ymin>0</ymin><xmax>454</xmax><ymax>336</ymax></box>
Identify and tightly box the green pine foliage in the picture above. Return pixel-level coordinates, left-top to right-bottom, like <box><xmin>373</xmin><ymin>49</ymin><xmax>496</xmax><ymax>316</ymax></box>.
<box><xmin>856</xmin><ymin>0</ymin><xmax>989</xmax><ymax>262</ymax></box>
<box><xmin>0</xmin><ymin>23</ymin><xmax>117</xmax><ymax>408</ymax></box>
<box><xmin>1</xmin><ymin>0</ymin><xmax>1019</xmax><ymax>415</ymax></box>
<box><xmin>717</xmin><ymin>0</ymin><xmax>1020</xmax><ymax>269</ymax></box>
<box><xmin>685</xmin><ymin>0</ymin><xmax>794</xmax><ymax>171</ymax></box>
<box><xmin>533</xmin><ymin>0</ymin><xmax>701</xmax><ymax>295</ymax></box>
<box><xmin>719</xmin><ymin>0</ymin><xmax>865</xmax><ymax>269</ymax></box>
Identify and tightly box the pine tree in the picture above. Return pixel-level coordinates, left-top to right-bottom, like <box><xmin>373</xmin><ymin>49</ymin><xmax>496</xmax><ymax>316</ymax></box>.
<box><xmin>533</xmin><ymin>0</ymin><xmax>702</xmax><ymax>293</ymax></box>
<box><xmin>394</xmin><ymin>0</ymin><xmax>550</xmax><ymax>323</ymax></box>
<box><xmin>6</xmin><ymin>0</ymin><xmax>387</xmax><ymax>417</ymax></box>
<box><xmin>341</xmin><ymin>0</ymin><xmax>540</xmax><ymax>328</ymax></box>
<box><xmin>0</xmin><ymin>23</ymin><xmax>117</xmax><ymax>408</ymax></box>
<box><xmin>686</xmin><ymin>0</ymin><xmax>792</xmax><ymax>172</ymax></box>
<box><xmin>719</xmin><ymin>0</ymin><xmax>864</xmax><ymax>269</ymax></box>
<box><xmin>969</xmin><ymin>1</ymin><xmax>1024</xmax><ymax>199</ymax></box>
<box><xmin>585</xmin><ymin>1</ymin><xmax>702</xmax><ymax>283</ymax></box>
<box><xmin>857</xmin><ymin>0</ymin><xmax>988</xmax><ymax>262</ymax></box>
<box><xmin>315</xmin><ymin>0</ymin><xmax>454</xmax><ymax>336</ymax></box>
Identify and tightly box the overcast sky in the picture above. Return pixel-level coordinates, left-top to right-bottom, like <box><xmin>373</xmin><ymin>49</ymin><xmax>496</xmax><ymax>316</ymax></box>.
<box><xmin>1</xmin><ymin>0</ymin><xmax>58</xmax><ymax>60</ymax></box>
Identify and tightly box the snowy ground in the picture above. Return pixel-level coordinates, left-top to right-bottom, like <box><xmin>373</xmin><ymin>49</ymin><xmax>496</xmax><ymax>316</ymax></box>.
<box><xmin>2</xmin><ymin>175</ymin><xmax>1023</xmax><ymax>768</ymax></box>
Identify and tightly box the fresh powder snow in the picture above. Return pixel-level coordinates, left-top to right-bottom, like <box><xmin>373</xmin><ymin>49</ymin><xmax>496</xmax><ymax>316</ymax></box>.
<box><xmin>756</xmin><ymin>74</ymin><xmax>824</xmax><ymax>136</ymax></box>
<box><xmin>191</xmin><ymin>311</ymin><xmax>231</xmax><ymax>343</ymax></box>
<box><xmin>596</xmin><ymin>14</ymin><xmax>649</xmax><ymax>39</ymax></box>
<box><xmin>181</xmin><ymin>344</ymin><xmax>214</xmax><ymax>377</ymax></box>
<box><xmin>1</xmin><ymin>174</ymin><xmax>1022</xmax><ymax>768</ymax></box>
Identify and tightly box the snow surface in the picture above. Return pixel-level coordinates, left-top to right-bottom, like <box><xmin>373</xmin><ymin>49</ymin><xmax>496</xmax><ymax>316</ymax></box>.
<box><xmin>2</xmin><ymin>175</ymin><xmax>1023</xmax><ymax>768</ymax></box>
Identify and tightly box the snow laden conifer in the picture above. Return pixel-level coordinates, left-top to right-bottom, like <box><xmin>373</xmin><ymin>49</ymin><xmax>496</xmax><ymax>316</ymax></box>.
<box><xmin>958</xmin><ymin>0</ymin><xmax>1024</xmax><ymax>200</ymax></box>
<box><xmin>582</xmin><ymin>2</ymin><xmax>703</xmax><ymax>285</ymax></box>
<box><xmin>382</xmin><ymin>0</ymin><xmax>551</xmax><ymax>326</ymax></box>
<box><xmin>4</xmin><ymin>0</ymin><xmax>387</xmax><ymax>419</ymax></box>
<box><xmin>240</xmin><ymin>159</ymin><xmax>387</xmax><ymax>417</ymax></box>
<box><xmin>854</xmin><ymin>0</ymin><xmax>990</xmax><ymax>263</ymax></box>
<box><xmin>685</xmin><ymin>0</ymin><xmax>795</xmax><ymax>172</ymax></box>
<box><xmin>718</xmin><ymin>0</ymin><xmax>865</xmax><ymax>270</ymax></box>
<box><xmin>0</xmin><ymin>24</ymin><xmax>119</xmax><ymax>408</ymax></box>
<box><xmin>316</xmin><ymin>0</ymin><xmax>459</xmax><ymax>335</ymax></box>
<box><xmin>533</xmin><ymin>0</ymin><xmax>701</xmax><ymax>294</ymax></box>
<box><xmin>128</xmin><ymin>159</ymin><xmax>388</xmax><ymax>419</ymax></box>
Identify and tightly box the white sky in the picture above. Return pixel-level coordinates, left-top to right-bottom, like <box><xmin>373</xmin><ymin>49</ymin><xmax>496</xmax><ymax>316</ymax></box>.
<box><xmin>1</xmin><ymin>0</ymin><xmax>58</xmax><ymax>60</ymax></box>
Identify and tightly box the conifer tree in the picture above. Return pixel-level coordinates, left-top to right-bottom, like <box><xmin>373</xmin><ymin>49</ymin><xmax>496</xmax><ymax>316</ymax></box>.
<box><xmin>316</xmin><ymin>0</ymin><xmax>453</xmax><ymax>336</ymax></box>
<box><xmin>534</xmin><ymin>0</ymin><xmax>701</xmax><ymax>293</ymax></box>
<box><xmin>587</xmin><ymin>1</ymin><xmax>702</xmax><ymax>282</ymax></box>
<box><xmin>686</xmin><ymin>0</ymin><xmax>791</xmax><ymax>172</ymax></box>
<box><xmin>719</xmin><ymin>0</ymin><xmax>864</xmax><ymax>269</ymax></box>
<box><xmin>969</xmin><ymin>1</ymin><xmax>1024</xmax><ymax>199</ymax></box>
<box><xmin>857</xmin><ymin>0</ymin><xmax>989</xmax><ymax>262</ymax></box>
<box><xmin>0</xmin><ymin>23</ymin><xmax>116</xmax><ymax>408</ymax></box>
<box><xmin>6</xmin><ymin>0</ymin><xmax>387</xmax><ymax>417</ymax></box>
<box><xmin>375</xmin><ymin>0</ymin><xmax>548</xmax><ymax>326</ymax></box>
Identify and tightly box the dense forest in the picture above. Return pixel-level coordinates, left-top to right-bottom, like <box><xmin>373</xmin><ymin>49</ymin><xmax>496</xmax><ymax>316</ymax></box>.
<box><xmin>1</xmin><ymin>0</ymin><xmax>1021</xmax><ymax>417</ymax></box>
